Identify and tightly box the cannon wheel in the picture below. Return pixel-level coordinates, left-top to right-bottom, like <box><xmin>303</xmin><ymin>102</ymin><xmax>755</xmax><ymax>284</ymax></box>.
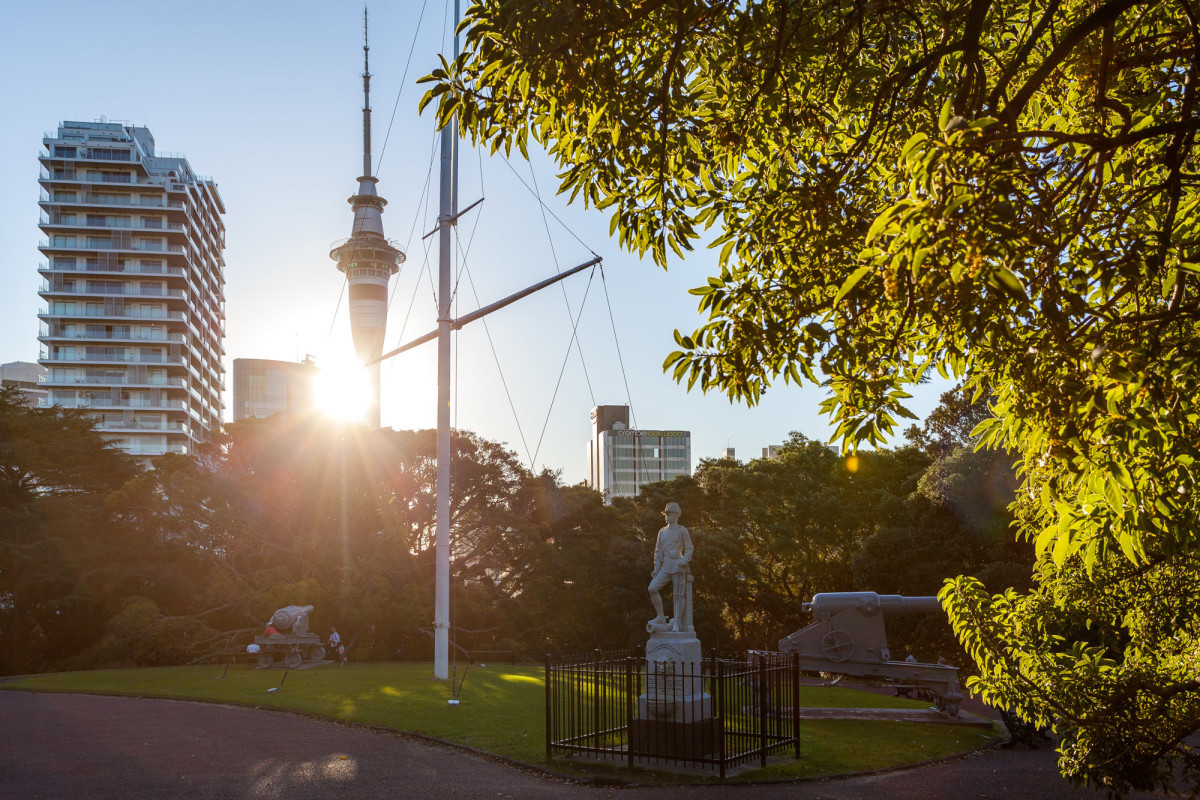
<box><xmin>821</xmin><ymin>630</ymin><xmax>855</xmax><ymax>662</ymax></box>
<box><xmin>285</xmin><ymin>651</ymin><xmax>302</xmax><ymax>670</ymax></box>
<box><xmin>257</xmin><ymin>651</ymin><xmax>274</xmax><ymax>668</ymax></box>
<box><xmin>305</xmin><ymin>645</ymin><xmax>326</xmax><ymax>663</ymax></box>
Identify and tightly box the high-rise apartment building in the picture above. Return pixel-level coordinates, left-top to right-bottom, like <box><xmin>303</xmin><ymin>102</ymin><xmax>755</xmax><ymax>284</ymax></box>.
<box><xmin>586</xmin><ymin>405</ymin><xmax>691</xmax><ymax>503</ymax></box>
<box><xmin>37</xmin><ymin>121</ymin><xmax>226</xmax><ymax>458</ymax></box>
<box><xmin>232</xmin><ymin>357</ymin><xmax>318</xmax><ymax>421</ymax></box>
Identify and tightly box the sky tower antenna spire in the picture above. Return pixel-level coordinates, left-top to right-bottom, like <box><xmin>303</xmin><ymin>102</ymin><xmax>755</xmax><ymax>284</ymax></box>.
<box><xmin>362</xmin><ymin>6</ymin><xmax>372</xmax><ymax>178</ymax></box>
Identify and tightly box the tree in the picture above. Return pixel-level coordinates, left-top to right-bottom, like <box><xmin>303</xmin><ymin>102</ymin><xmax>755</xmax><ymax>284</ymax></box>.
<box><xmin>0</xmin><ymin>387</ymin><xmax>137</xmax><ymax>672</ymax></box>
<box><xmin>428</xmin><ymin>1</ymin><xmax>1200</xmax><ymax>792</ymax></box>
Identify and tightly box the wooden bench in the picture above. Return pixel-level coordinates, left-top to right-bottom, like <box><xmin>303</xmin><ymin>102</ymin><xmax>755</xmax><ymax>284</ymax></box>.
<box><xmin>468</xmin><ymin>649</ymin><xmax>515</xmax><ymax>665</ymax></box>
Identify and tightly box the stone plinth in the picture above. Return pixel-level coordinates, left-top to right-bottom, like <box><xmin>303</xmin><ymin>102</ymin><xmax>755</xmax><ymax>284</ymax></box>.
<box><xmin>628</xmin><ymin>717</ymin><xmax>721</xmax><ymax>758</ymax></box>
<box><xmin>636</xmin><ymin>631</ymin><xmax>713</xmax><ymax>723</ymax></box>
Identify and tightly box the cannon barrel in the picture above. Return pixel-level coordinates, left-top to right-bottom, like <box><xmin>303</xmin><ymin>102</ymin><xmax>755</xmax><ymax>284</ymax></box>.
<box><xmin>802</xmin><ymin>592</ymin><xmax>942</xmax><ymax>619</ymax></box>
<box><xmin>268</xmin><ymin>604</ymin><xmax>314</xmax><ymax>634</ymax></box>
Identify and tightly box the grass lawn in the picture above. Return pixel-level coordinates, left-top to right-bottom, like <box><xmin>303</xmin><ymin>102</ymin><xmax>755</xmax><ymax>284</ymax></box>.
<box><xmin>1</xmin><ymin>663</ymin><xmax>1001</xmax><ymax>782</ymax></box>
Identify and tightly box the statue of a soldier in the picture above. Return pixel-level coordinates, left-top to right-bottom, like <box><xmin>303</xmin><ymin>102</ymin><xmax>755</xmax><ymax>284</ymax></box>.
<box><xmin>648</xmin><ymin>502</ymin><xmax>694</xmax><ymax>632</ymax></box>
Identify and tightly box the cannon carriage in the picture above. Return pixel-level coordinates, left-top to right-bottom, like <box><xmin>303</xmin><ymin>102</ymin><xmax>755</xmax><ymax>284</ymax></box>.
<box><xmin>253</xmin><ymin>605</ymin><xmax>327</xmax><ymax>669</ymax></box>
<box><xmin>778</xmin><ymin>592</ymin><xmax>963</xmax><ymax>716</ymax></box>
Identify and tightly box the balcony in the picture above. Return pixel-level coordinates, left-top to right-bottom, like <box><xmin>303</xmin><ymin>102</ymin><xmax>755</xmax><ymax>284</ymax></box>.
<box><xmin>41</xmin><ymin>194</ymin><xmax>182</xmax><ymax>209</ymax></box>
<box><xmin>119</xmin><ymin>444</ymin><xmax>190</xmax><ymax>457</ymax></box>
<box><xmin>41</xmin><ymin>352</ymin><xmax>185</xmax><ymax>366</ymax></box>
<box><xmin>39</xmin><ymin>239</ymin><xmax>186</xmax><ymax>254</ymax></box>
<box><xmin>43</xmin><ymin>375</ymin><xmax>185</xmax><ymax>387</ymax></box>
<box><xmin>97</xmin><ymin>420</ymin><xmax>188</xmax><ymax>433</ymax></box>
<box><xmin>39</xmin><ymin>261</ymin><xmax>185</xmax><ymax>277</ymax></box>
<box><xmin>39</xmin><ymin>307</ymin><xmax>187</xmax><ymax>321</ymax></box>
<box><xmin>40</xmin><ymin>329</ymin><xmax>183</xmax><ymax>343</ymax></box>
<box><xmin>40</xmin><ymin>282</ymin><xmax>185</xmax><ymax>299</ymax></box>
<box><xmin>40</xmin><ymin>216</ymin><xmax>185</xmax><ymax>232</ymax></box>
<box><xmin>43</xmin><ymin>396</ymin><xmax>187</xmax><ymax>410</ymax></box>
<box><xmin>38</xmin><ymin>169</ymin><xmax>167</xmax><ymax>187</ymax></box>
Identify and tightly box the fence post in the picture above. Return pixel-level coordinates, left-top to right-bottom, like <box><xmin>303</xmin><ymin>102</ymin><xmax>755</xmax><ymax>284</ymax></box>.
<box><xmin>717</xmin><ymin>658</ymin><xmax>726</xmax><ymax>779</ymax></box>
<box><xmin>758</xmin><ymin>654</ymin><xmax>768</xmax><ymax>767</ymax></box>
<box><xmin>592</xmin><ymin>649</ymin><xmax>600</xmax><ymax>752</ymax></box>
<box><xmin>792</xmin><ymin>650</ymin><xmax>801</xmax><ymax>760</ymax></box>
<box><xmin>626</xmin><ymin>656</ymin><xmax>635</xmax><ymax>766</ymax></box>
<box><xmin>544</xmin><ymin>653</ymin><xmax>552</xmax><ymax>761</ymax></box>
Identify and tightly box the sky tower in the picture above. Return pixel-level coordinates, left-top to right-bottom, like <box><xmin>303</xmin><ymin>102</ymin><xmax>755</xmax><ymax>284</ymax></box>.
<box><xmin>330</xmin><ymin>10</ymin><xmax>405</xmax><ymax>427</ymax></box>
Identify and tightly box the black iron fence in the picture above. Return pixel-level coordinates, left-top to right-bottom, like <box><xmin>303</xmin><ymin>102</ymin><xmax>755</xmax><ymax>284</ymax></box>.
<box><xmin>545</xmin><ymin>649</ymin><xmax>800</xmax><ymax>777</ymax></box>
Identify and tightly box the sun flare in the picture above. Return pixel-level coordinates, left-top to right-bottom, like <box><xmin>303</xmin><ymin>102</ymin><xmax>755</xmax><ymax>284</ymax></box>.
<box><xmin>314</xmin><ymin>362</ymin><xmax>371</xmax><ymax>423</ymax></box>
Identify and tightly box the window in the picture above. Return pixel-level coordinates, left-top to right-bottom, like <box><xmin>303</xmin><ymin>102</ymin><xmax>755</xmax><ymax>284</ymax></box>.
<box><xmin>90</xmin><ymin>148</ymin><xmax>131</xmax><ymax>162</ymax></box>
<box><xmin>54</xmin><ymin>146</ymin><xmax>77</xmax><ymax>158</ymax></box>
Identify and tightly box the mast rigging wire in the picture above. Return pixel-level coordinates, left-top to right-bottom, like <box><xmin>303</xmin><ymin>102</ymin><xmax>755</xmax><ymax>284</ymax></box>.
<box><xmin>374</xmin><ymin>0</ymin><xmax>430</xmax><ymax>177</ymax></box>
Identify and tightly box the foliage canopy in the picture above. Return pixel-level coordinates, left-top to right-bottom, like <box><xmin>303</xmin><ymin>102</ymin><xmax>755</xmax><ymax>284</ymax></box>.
<box><xmin>427</xmin><ymin>0</ymin><xmax>1200</xmax><ymax>793</ymax></box>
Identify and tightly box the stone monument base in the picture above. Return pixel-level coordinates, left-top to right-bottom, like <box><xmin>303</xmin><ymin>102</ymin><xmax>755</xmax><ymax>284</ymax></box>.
<box><xmin>629</xmin><ymin>717</ymin><xmax>721</xmax><ymax>758</ymax></box>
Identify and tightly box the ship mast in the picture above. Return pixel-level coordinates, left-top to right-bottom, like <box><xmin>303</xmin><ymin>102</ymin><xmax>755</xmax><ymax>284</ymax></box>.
<box><xmin>433</xmin><ymin>0</ymin><xmax>460</xmax><ymax>682</ymax></box>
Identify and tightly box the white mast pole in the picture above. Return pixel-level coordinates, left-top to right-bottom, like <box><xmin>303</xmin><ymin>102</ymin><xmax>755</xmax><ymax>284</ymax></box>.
<box><xmin>434</xmin><ymin>0</ymin><xmax>461</xmax><ymax>681</ymax></box>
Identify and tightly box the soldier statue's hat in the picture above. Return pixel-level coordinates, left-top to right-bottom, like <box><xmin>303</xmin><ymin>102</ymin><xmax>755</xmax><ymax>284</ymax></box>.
<box><xmin>663</xmin><ymin>502</ymin><xmax>681</xmax><ymax>514</ymax></box>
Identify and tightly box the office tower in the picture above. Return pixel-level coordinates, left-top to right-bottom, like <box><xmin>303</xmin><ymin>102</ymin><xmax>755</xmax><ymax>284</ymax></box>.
<box><xmin>38</xmin><ymin>120</ymin><xmax>226</xmax><ymax>458</ymax></box>
<box><xmin>232</xmin><ymin>357</ymin><xmax>319</xmax><ymax>421</ymax></box>
<box><xmin>328</xmin><ymin>21</ymin><xmax>404</xmax><ymax>427</ymax></box>
<box><xmin>586</xmin><ymin>405</ymin><xmax>691</xmax><ymax>503</ymax></box>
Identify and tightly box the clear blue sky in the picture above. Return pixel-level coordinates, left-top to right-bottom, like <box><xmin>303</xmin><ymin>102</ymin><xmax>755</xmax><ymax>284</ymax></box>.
<box><xmin>0</xmin><ymin>0</ymin><xmax>948</xmax><ymax>484</ymax></box>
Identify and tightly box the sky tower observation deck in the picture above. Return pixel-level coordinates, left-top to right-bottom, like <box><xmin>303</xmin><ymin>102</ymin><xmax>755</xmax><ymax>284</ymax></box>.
<box><xmin>329</xmin><ymin>14</ymin><xmax>405</xmax><ymax>427</ymax></box>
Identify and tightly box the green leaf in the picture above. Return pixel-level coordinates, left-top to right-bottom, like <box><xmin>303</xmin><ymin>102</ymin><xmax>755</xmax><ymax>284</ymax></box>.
<box><xmin>989</xmin><ymin>266</ymin><xmax>1027</xmax><ymax>300</ymax></box>
<box><xmin>833</xmin><ymin>266</ymin><xmax>872</xmax><ymax>306</ymax></box>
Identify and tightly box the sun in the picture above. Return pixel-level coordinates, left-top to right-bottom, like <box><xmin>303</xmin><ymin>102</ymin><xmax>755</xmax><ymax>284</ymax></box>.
<box><xmin>314</xmin><ymin>361</ymin><xmax>371</xmax><ymax>423</ymax></box>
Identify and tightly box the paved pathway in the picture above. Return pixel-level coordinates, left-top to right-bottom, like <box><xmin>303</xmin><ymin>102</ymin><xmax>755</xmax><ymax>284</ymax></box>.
<box><xmin>0</xmin><ymin>692</ymin><xmax>1177</xmax><ymax>800</ymax></box>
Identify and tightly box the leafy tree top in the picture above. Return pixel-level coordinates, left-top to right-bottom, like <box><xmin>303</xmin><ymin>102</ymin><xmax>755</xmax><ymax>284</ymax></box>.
<box><xmin>426</xmin><ymin>1</ymin><xmax>1200</xmax><ymax>792</ymax></box>
<box><xmin>427</xmin><ymin>0</ymin><xmax>1199</xmax><ymax>582</ymax></box>
<box><xmin>0</xmin><ymin>387</ymin><xmax>137</xmax><ymax>510</ymax></box>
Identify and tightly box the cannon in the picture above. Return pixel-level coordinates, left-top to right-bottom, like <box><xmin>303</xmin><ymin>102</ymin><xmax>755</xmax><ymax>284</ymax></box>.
<box><xmin>778</xmin><ymin>592</ymin><xmax>963</xmax><ymax>716</ymax></box>
<box><xmin>253</xmin><ymin>605</ymin><xmax>326</xmax><ymax>669</ymax></box>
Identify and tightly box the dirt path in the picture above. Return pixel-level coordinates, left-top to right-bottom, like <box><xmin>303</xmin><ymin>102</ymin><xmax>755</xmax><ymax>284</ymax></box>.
<box><xmin>0</xmin><ymin>692</ymin><xmax>1176</xmax><ymax>800</ymax></box>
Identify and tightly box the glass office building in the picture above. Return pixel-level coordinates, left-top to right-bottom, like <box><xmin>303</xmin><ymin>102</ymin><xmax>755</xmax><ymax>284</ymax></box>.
<box><xmin>586</xmin><ymin>405</ymin><xmax>691</xmax><ymax>503</ymax></box>
<box><xmin>231</xmin><ymin>358</ymin><xmax>318</xmax><ymax>421</ymax></box>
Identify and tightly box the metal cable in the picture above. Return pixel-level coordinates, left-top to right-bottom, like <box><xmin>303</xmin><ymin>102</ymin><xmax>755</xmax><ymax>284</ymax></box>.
<box><xmin>374</xmin><ymin>0</ymin><xmax>430</xmax><ymax>176</ymax></box>
<box><xmin>527</xmin><ymin>161</ymin><xmax>596</xmax><ymax>406</ymax></box>
<box><xmin>531</xmin><ymin>267</ymin><xmax>598</xmax><ymax>467</ymax></box>
<box><xmin>501</xmin><ymin>156</ymin><xmax>600</xmax><ymax>257</ymax></box>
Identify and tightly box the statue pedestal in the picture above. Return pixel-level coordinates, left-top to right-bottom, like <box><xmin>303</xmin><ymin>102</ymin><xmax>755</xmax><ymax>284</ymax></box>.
<box><xmin>631</xmin><ymin>630</ymin><xmax>717</xmax><ymax>757</ymax></box>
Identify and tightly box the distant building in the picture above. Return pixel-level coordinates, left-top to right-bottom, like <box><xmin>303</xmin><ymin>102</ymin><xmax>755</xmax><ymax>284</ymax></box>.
<box><xmin>37</xmin><ymin>120</ymin><xmax>226</xmax><ymax>458</ymax></box>
<box><xmin>1</xmin><ymin>361</ymin><xmax>47</xmax><ymax>407</ymax></box>
<box><xmin>762</xmin><ymin>442</ymin><xmax>840</xmax><ymax>459</ymax></box>
<box><xmin>721</xmin><ymin>447</ymin><xmax>736</xmax><ymax>459</ymax></box>
<box><xmin>587</xmin><ymin>405</ymin><xmax>691</xmax><ymax>503</ymax></box>
<box><xmin>232</xmin><ymin>358</ymin><xmax>318</xmax><ymax>421</ymax></box>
